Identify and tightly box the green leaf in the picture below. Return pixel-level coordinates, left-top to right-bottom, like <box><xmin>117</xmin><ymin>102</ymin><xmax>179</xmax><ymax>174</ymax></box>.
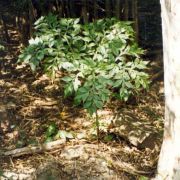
<box><xmin>37</xmin><ymin>51</ymin><xmax>44</xmax><ymax>60</ymax></box>
<box><xmin>74</xmin><ymin>18</ymin><xmax>80</xmax><ymax>24</ymax></box>
<box><xmin>61</xmin><ymin>76</ymin><xmax>73</xmax><ymax>82</ymax></box>
<box><xmin>94</xmin><ymin>99</ymin><xmax>103</xmax><ymax>109</ymax></box>
<box><xmin>89</xmin><ymin>43</ymin><xmax>96</xmax><ymax>47</ymax></box>
<box><xmin>130</xmin><ymin>70</ymin><xmax>137</xmax><ymax>79</ymax></box>
<box><xmin>83</xmin><ymin>37</ymin><xmax>91</xmax><ymax>42</ymax></box>
<box><xmin>45</xmin><ymin>137</ymin><xmax>53</xmax><ymax>143</ymax></box>
<box><xmin>101</xmin><ymin>93</ymin><xmax>109</xmax><ymax>102</ymax></box>
<box><xmin>113</xmin><ymin>80</ymin><xmax>123</xmax><ymax>88</ymax></box>
<box><xmin>125</xmin><ymin>82</ymin><xmax>133</xmax><ymax>88</ymax></box>
<box><xmin>104</xmin><ymin>134</ymin><xmax>114</xmax><ymax>142</ymax></box>
<box><xmin>24</xmin><ymin>54</ymin><xmax>32</xmax><ymax>63</ymax></box>
<box><xmin>78</xmin><ymin>87</ymin><xmax>89</xmax><ymax>93</ymax></box>
<box><xmin>99</xmin><ymin>46</ymin><xmax>106</xmax><ymax>54</ymax></box>
<box><xmin>94</xmin><ymin>54</ymin><xmax>103</xmax><ymax>61</ymax></box>
<box><xmin>84</xmin><ymin>101</ymin><xmax>92</xmax><ymax>108</ymax></box>
<box><xmin>73</xmin><ymin>78</ymin><xmax>81</xmax><ymax>91</ymax></box>
<box><xmin>111</xmin><ymin>46</ymin><xmax>119</xmax><ymax>56</ymax></box>
<box><xmin>62</xmin><ymin>62</ymin><xmax>74</xmax><ymax>70</ymax></box>
<box><xmin>64</xmin><ymin>83</ymin><xmax>74</xmax><ymax>97</ymax></box>
<box><xmin>46</xmin><ymin>123</ymin><xmax>57</xmax><ymax>137</ymax></box>
<box><xmin>57</xmin><ymin>130</ymin><xmax>67</xmax><ymax>139</ymax></box>
<box><xmin>29</xmin><ymin>62</ymin><xmax>37</xmax><ymax>72</ymax></box>
<box><xmin>139</xmin><ymin>176</ymin><xmax>149</xmax><ymax>180</ymax></box>
<box><xmin>75</xmin><ymin>92</ymin><xmax>89</xmax><ymax>103</ymax></box>
<box><xmin>87</xmin><ymin>105</ymin><xmax>97</xmax><ymax>115</ymax></box>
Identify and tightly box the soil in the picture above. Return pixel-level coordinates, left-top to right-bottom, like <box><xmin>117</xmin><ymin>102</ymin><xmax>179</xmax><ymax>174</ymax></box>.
<box><xmin>0</xmin><ymin>2</ymin><xmax>164</xmax><ymax>180</ymax></box>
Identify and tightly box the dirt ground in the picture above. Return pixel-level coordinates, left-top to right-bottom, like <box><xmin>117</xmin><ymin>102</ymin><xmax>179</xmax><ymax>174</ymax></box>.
<box><xmin>0</xmin><ymin>2</ymin><xmax>164</xmax><ymax>180</ymax></box>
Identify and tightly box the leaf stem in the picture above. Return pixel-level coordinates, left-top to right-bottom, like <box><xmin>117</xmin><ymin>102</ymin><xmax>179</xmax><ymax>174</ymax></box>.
<box><xmin>95</xmin><ymin>110</ymin><xmax>100</xmax><ymax>143</ymax></box>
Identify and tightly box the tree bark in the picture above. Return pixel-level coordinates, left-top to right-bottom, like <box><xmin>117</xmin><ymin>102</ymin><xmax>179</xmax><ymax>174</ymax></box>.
<box><xmin>115</xmin><ymin>0</ymin><xmax>121</xmax><ymax>19</ymax></box>
<box><xmin>132</xmin><ymin>0</ymin><xmax>139</xmax><ymax>42</ymax></box>
<box><xmin>0</xmin><ymin>14</ymin><xmax>10</xmax><ymax>42</ymax></box>
<box><xmin>28</xmin><ymin>0</ymin><xmax>36</xmax><ymax>38</ymax></box>
<box><xmin>81</xmin><ymin>0</ymin><xmax>89</xmax><ymax>23</ymax></box>
<box><xmin>124</xmin><ymin>0</ymin><xmax>129</xmax><ymax>20</ymax></box>
<box><xmin>155</xmin><ymin>1</ymin><xmax>180</xmax><ymax>179</ymax></box>
<box><xmin>69</xmin><ymin>0</ymin><xmax>76</xmax><ymax>18</ymax></box>
<box><xmin>93</xmin><ymin>0</ymin><xmax>98</xmax><ymax>20</ymax></box>
<box><xmin>105</xmin><ymin>0</ymin><xmax>111</xmax><ymax>18</ymax></box>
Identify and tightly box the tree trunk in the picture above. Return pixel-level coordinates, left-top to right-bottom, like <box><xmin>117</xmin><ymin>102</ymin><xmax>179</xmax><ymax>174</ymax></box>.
<box><xmin>155</xmin><ymin>0</ymin><xmax>180</xmax><ymax>179</ymax></box>
<box><xmin>115</xmin><ymin>0</ymin><xmax>121</xmax><ymax>19</ymax></box>
<box><xmin>0</xmin><ymin>14</ymin><xmax>10</xmax><ymax>42</ymax></box>
<box><xmin>28</xmin><ymin>0</ymin><xmax>36</xmax><ymax>38</ymax></box>
<box><xmin>19</xmin><ymin>14</ymin><xmax>29</xmax><ymax>46</ymax></box>
<box><xmin>105</xmin><ymin>0</ymin><xmax>111</xmax><ymax>18</ymax></box>
<box><xmin>124</xmin><ymin>0</ymin><xmax>129</xmax><ymax>20</ymax></box>
<box><xmin>59</xmin><ymin>0</ymin><xmax>65</xmax><ymax>17</ymax></box>
<box><xmin>69</xmin><ymin>0</ymin><xmax>75</xmax><ymax>18</ymax></box>
<box><xmin>93</xmin><ymin>0</ymin><xmax>98</xmax><ymax>20</ymax></box>
<box><xmin>81</xmin><ymin>0</ymin><xmax>89</xmax><ymax>23</ymax></box>
<box><xmin>132</xmin><ymin>0</ymin><xmax>138</xmax><ymax>42</ymax></box>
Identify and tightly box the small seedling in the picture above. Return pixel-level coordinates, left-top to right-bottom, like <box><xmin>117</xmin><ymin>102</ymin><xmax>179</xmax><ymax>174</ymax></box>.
<box><xmin>19</xmin><ymin>15</ymin><xmax>150</xmax><ymax>141</ymax></box>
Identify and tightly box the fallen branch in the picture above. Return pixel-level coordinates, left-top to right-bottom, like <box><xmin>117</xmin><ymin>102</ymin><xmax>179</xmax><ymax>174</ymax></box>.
<box><xmin>1</xmin><ymin>139</ymin><xmax>66</xmax><ymax>157</ymax></box>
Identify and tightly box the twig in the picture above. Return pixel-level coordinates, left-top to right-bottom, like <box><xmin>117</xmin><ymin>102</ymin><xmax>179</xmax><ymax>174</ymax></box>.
<box><xmin>1</xmin><ymin>139</ymin><xmax>66</xmax><ymax>157</ymax></box>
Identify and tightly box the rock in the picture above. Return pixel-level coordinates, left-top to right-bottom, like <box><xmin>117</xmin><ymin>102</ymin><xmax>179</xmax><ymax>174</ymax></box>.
<box><xmin>37</xmin><ymin>170</ymin><xmax>59</xmax><ymax>180</ymax></box>
<box><xmin>111</xmin><ymin>112</ymin><xmax>161</xmax><ymax>149</ymax></box>
<box><xmin>95</xmin><ymin>160</ymin><xmax>109</xmax><ymax>173</ymax></box>
<box><xmin>76</xmin><ymin>131</ymin><xmax>87</xmax><ymax>139</ymax></box>
<box><xmin>80</xmin><ymin>153</ymin><xmax>89</xmax><ymax>161</ymax></box>
<box><xmin>36</xmin><ymin>162</ymin><xmax>64</xmax><ymax>180</ymax></box>
<box><xmin>61</xmin><ymin>145</ymin><xmax>85</xmax><ymax>160</ymax></box>
<box><xmin>2</xmin><ymin>170</ymin><xmax>35</xmax><ymax>180</ymax></box>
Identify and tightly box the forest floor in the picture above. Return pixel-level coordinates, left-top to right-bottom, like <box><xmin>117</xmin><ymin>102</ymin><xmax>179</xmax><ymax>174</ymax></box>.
<box><xmin>0</xmin><ymin>3</ymin><xmax>164</xmax><ymax>180</ymax></box>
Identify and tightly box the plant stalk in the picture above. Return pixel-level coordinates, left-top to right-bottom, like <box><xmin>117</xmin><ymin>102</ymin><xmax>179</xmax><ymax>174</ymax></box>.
<box><xmin>95</xmin><ymin>111</ymin><xmax>99</xmax><ymax>143</ymax></box>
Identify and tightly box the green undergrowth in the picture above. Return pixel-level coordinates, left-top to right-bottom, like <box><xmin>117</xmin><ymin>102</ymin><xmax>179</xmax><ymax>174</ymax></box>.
<box><xmin>18</xmin><ymin>14</ymin><xmax>150</xmax><ymax>141</ymax></box>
